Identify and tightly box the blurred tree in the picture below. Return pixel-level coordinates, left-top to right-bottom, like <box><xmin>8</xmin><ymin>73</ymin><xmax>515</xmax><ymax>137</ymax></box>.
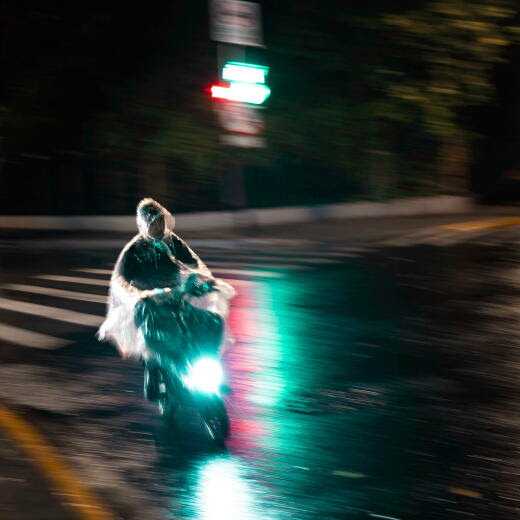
<box><xmin>380</xmin><ymin>0</ymin><xmax>520</xmax><ymax>192</ymax></box>
<box><xmin>265</xmin><ymin>0</ymin><xmax>519</xmax><ymax>198</ymax></box>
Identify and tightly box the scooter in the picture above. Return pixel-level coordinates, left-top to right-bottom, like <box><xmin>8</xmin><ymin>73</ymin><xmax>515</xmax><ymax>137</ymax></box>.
<box><xmin>142</xmin><ymin>275</ymin><xmax>230</xmax><ymax>445</ymax></box>
<box><xmin>145</xmin><ymin>353</ymin><xmax>229</xmax><ymax>445</ymax></box>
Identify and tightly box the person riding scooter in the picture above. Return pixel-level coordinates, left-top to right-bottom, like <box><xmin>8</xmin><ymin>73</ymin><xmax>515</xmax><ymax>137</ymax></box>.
<box><xmin>98</xmin><ymin>198</ymin><xmax>235</xmax><ymax>401</ymax></box>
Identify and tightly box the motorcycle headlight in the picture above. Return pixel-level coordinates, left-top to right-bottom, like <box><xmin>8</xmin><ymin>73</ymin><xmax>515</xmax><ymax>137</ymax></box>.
<box><xmin>186</xmin><ymin>357</ymin><xmax>224</xmax><ymax>394</ymax></box>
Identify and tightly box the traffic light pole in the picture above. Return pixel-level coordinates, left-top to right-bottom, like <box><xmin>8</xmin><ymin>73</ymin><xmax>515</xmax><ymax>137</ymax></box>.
<box><xmin>210</xmin><ymin>1</ymin><xmax>266</xmax><ymax>232</ymax></box>
<box><xmin>217</xmin><ymin>42</ymin><xmax>249</xmax><ymax>230</ymax></box>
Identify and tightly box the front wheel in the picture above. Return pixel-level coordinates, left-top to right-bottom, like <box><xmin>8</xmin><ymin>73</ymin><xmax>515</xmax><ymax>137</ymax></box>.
<box><xmin>200</xmin><ymin>397</ymin><xmax>229</xmax><ymax>445</ymax></box>
<box><xmin>157</xmin><ymin>369</ymin><xmax>181</xmax><ymax>425</ymax></box>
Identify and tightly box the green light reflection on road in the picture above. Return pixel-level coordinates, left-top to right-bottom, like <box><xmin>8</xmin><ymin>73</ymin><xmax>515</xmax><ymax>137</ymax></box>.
<box><xmin>246</xmin><ymin>279</ymin><xmax>291</xmax><ymax>409</ymax></box>
<box><xmin>195</xmin><ymin>455</ymin><xmax>261</xmax><ymax>520</ymax></box>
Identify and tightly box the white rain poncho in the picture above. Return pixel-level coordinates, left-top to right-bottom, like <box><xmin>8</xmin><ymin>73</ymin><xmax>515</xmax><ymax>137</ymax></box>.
<box><xmin>97</xmin><ymin>198</ymin><xmax>235</xmax><ymax>360</ymax></box>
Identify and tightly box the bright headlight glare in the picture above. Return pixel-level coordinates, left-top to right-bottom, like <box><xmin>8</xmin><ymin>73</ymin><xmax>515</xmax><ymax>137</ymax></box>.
<box><xmin>187</xmin><ymin>358</ymin><xmax>223</xmax><ymax>394</ymax></box>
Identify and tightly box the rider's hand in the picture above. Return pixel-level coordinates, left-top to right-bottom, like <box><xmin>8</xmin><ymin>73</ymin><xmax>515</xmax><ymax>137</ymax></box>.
<box><xmin>187</xmin><ymin>275</ymin><xmax>218</xmax><ymax>296</ymax></box>
<box><xmin>152</xmin><ymin>288</ymin><xmax>171</xmax><ymax>302</ymax></box>
<box><xmin>203</xmin><ymin>279</ymin><xmax>219</xmax><ymax>292</ymax></box>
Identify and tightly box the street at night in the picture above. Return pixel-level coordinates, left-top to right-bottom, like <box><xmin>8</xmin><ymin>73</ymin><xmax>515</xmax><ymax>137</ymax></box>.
<box><xmin>3</xmin><ymin>1</ymin><xmax>520</xmax><ymax>518</ymax></box>
<box><xmin>1</xmin><ymin>214</ymin><xmax>519</xmax><ymax>519</ymax></box>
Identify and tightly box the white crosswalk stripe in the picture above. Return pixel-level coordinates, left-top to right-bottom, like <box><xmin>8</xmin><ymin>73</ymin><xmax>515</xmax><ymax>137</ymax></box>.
<box><xmin>0</xmin><ymin>242</ymin><xmax>359</xmax><ymax>351</ymax></box>
<box><xmin>3</xmin><ymin>284</ymin><xmax>108</xmax><ymax>304</ymax></box>
<box><xmin>36</xmin><ymin>274</ymin><xmax>110</xmax><ymax>286</ymax></box>
<box><xmin>74</xmin><ymin>268</ymin><xmax>113</xmax><ymax>276</ymax></box>
<box><xmin>0</xmin><ymin>323</ymin><xmax>70</xmax><ymax>349</ymax></box>
<box><xmin>0</xmin><ymin>297</ymin><xmax>103</xmax><ymax>327</ymax></box>
<box><xmin>4</xmin><ymin>225</ymin><xmax>516</xmax><ymax>351</ymax></box>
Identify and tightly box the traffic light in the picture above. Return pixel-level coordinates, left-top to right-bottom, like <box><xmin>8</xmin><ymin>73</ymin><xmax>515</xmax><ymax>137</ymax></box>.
<box><xmin>222</xmin><ymin>62</ymin><xmax>268</xmax><ymax>84</ymax></box>
<box><xmin>210</xmin><ymin>61</ymin><xmax>270</xmax><ymax>105</ymax></box>
<box><xmin>211</xmin><ymin>82</ymin><xmax>271</xmax><ymax>104</ymax></box>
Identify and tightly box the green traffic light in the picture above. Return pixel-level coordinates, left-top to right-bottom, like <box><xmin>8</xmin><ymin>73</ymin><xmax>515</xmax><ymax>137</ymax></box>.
<box><xmin>222</xmin><ymin>62</ymin><xmax>268</xmax><ymax>84</ymax></box>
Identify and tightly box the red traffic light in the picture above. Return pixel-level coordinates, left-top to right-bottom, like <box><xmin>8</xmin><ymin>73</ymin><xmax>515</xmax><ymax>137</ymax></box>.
<box><xmin>210</xmin><ymin>85</ymin><xmax>232</xmax><ymax>100</ymax></box>
<box><xmin>209</xmin><ymin>83</ymin><xmax>270</xmax><ymax>105</ymax></box>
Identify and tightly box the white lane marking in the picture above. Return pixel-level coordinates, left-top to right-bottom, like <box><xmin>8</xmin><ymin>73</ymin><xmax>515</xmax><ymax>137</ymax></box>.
<box><xmin>0</xmin><ymin>297</ymin><xmax>103</xmax><ymax>327</ymax></box>
<box><xmin>0</xmin><ymin>323</ymin><xmax>69</xmax><ymax>349</ymax></box>
<box><xmin>212</xmin><ymin>268</ymin><xmax>284</xmax><ymax>278</ymax></box>
<box><xmin>35</xmin><ymin>275</ymin><xmax>110</xmax><ymax>286</ymax></box>
<box><xmin>73</xmin><ymin>268</ymin><xmax>113</xmax><ymax>276</ymax></box>
<box><xmin>2</xmin><ymin>284</ymin><xmax>107</xmax><ymax>304</ymax></box>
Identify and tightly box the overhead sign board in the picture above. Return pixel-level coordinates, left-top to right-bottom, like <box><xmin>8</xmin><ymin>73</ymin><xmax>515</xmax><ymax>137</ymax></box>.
<box><xmin>210</xmin><ymin>0</ymin><xmax>263</xmax><ymax>47</ymax></box>
<box><xmin>215</xmin><ymin>102</ymin><xmax>265</xmax><ymax>136</ymax></box>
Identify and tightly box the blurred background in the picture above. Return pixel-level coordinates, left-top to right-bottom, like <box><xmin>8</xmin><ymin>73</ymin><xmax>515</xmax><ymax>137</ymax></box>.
<box><xmin>2</xmin><ymin>0</ymin><xmax>520</xmax><ymax>215</ymax></box>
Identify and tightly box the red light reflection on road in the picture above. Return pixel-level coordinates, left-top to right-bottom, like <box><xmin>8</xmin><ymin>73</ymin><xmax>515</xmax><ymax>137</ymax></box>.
<box><xmin>224</xmin><ymin>279</ymin><xmax>267</xmax><ymax>455</ymax></box>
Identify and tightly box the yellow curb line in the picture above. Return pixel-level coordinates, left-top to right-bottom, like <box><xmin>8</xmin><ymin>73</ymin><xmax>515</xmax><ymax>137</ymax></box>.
<box><xmin>449</xmin><ymin>487</ymin><xmax>483</xmax><ymax>499</ymax></box>
<box><xmin>439</xmin><ymin>216</ymin><xmax>520</xmax><ymax>232</ymax></box>
<box><xmin>0</xmin><ymin>405</ymin><xmax>117</xmax><ymax>520</ymax></box>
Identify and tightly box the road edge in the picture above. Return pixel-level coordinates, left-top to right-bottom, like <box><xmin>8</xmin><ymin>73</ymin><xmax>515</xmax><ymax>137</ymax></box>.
<box><xmin>0</xmin><ymin>404</ymin><xmax>117</xmax><ymax>520</ymax></box>
<box><xmin>0</xmin><ymin>196</ymin><xmax>473</xmax><ymax>231</ymax></box>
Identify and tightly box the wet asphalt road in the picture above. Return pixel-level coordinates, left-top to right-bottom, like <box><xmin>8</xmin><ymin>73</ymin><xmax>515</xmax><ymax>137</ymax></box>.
<box><xmin>0</xmin><ymin>228</ymin><xmax>520</xmax><ymax>520</ymax></box>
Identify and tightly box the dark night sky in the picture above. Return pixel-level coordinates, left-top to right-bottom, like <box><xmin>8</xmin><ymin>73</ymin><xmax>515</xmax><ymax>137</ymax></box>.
<box><xmin>2</xmin><ymin>1</ymin><xmax>216</xmax><ymax>145</ymax></box>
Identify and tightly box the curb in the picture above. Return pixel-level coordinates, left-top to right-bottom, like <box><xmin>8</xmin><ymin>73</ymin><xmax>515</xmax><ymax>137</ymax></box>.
<box><xmin>0</xmin><ymin>196</ymin><xmax>474</xmax><ymax>232</ymax></box>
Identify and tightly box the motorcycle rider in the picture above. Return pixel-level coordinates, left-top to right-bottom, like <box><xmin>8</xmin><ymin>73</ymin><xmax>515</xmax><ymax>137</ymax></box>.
<box><xmin>98</xmin><ymin>198</ymin><xmax>235</xmax><ymax>402</ymax></box>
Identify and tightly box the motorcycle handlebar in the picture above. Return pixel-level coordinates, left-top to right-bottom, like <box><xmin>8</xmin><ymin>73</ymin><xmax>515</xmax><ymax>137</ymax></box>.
<box><xmin>141</xmin><ymin>275</ymin><xmax>218</xmax><ymax>302</ymax></box>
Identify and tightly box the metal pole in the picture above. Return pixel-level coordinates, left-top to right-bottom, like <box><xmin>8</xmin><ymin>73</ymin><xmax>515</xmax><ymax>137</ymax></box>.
<box><xmin>217</xmin><ymin>43</ymin><xmax>248</xmax><ymax>228</ymax></box>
